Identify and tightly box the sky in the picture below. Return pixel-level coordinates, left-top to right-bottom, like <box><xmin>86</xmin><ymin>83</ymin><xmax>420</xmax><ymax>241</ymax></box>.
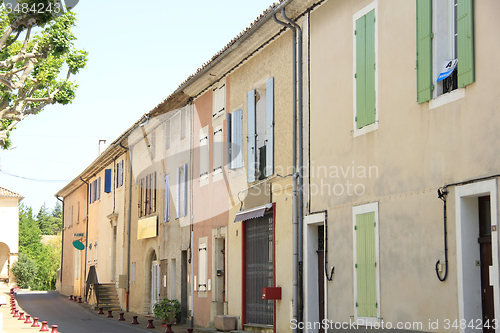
<box><xmin>0</xmin><ymin>0</ymin><xmax>278</xmax><ymax>213</ymax></box>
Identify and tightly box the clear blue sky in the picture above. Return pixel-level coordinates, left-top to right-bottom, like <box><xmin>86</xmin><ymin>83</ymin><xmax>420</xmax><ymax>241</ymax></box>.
<box><xmin>0</xmin><ymin>0</ymin><xmax>277</xmax><ymax>213</ymax></box>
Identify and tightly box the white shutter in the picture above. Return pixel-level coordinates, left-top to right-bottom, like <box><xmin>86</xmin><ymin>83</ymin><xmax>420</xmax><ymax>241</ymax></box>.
<box><xmin>183</xmin><ymin>163</ymin><xmax>188</xmax><ymax>217</ymax></box>
<box><xmin>199</xmin><ymin>126</ymin><xmax>209</xmax><ymax>186</ymax></box>
<box><xmin>164</xmin><ymin>174</ymin><xmax>169</xmax><ymax>222</ymax></box>
<box><xmin>176</xmin><ymin>167</ymin><xmax>181</xmax><ymax>219</ymax></box>
<box><xmin>198</xmin><ymin>241</ymin><xmax>207</xmax><ymax>292</ymax></box>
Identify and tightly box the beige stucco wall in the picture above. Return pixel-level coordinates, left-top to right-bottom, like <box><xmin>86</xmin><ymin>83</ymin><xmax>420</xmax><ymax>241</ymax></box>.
<box><xmin>226</xmin><ymin>27</ymin><xmax>295</xmax><ymax>332</ymax></box>
<box><xmin>309</xmin><ymin>0</ymin><xmax>500</xmax><ymax>329</ymax></box>
<box><xmin>60</xmin><ymin>184</ymin><xmax>87</xmax><ymax>297</ymax></box>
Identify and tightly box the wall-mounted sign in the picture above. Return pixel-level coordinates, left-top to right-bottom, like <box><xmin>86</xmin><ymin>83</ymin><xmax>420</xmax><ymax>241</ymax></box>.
<box><xmin>137</xmin><ymin>216</ymin><xmax>158</xmax><ymax>240</ymax></box>
<box><xmin>74</xmin><ymin>233</ymin><xmax>85</xmax><ymax>238</ymax></box>
<box><xmin>437</xmin><ymin>59</ymin><xmax>458</xmax><ymax>82</ymax></box>
<box><xmin>73</xmin><ymin>240</ymin><xmax>85</xmax><ymax>251</ymax></box>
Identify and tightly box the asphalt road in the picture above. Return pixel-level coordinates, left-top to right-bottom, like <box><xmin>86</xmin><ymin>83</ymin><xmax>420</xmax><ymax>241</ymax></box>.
<box><xmin>15</xmin><ymin>290</ymin><xmax>161</xmax><ymax>333</ymax></box>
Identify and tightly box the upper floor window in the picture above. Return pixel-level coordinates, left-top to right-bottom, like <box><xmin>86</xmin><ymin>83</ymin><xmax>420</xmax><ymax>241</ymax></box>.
<box><xmin>212</xmin><ymin>80</ymin><xmax>226</xmax><ymax>121</ymax></box>
<box><xmin>247</xmin><ymin>77</ymin><xmax>274</xmax><ymax>182</ymax></box>
<box><xmin>138</xmin><ymin>172</ymin><xmax>156</xmax><ymax>217</ymax></box>
<box><xmin>417</xmin><ymin>0</ymin><xmax>474</xmax><ymax>103</ymax></box>
<box><xmin>213</xmin><ymin>125</ymin><xmax>223</xmax><ymax>181</ymax></box>
<box><xmin>104</xmin><ymin>169</ymin><xmax>112</xmax><ymax>193</ymax></box>
<box><xmin>199</xmin><ymin>126</ymin><xmax>209</xmax><ymax>187</ymax></box>
<box><xmin>116</xmin><ymin>160</ymin><xmax>124</xmax><ymax>188</ymax></box>
<box><xmin>353</xmin><ymin>3</ymin><xmax>377</xmax><ymax>136</ymax></box>
<box><xmin>90</xmin><ymin>177</ymin><xmax>101</xmax><ymax>204</ymax></box>
<box><xmin>227</xmin><ymin>109</ymin><xmax>244</xmax><ymax>170</ymax></box>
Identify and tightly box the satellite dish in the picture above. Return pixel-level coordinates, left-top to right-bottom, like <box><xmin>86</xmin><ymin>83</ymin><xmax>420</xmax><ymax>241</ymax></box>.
<box><xmin>73</xmin><ymin>240</ymin><xmax>85</xmax><ymax>251</ymax></box>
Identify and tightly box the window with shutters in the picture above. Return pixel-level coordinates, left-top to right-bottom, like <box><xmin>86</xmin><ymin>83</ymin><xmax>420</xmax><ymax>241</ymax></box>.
<box><xmin>353</xmin><ymin>3</ymin><xmax>377</xmax><ymax>137</ymax></box>
<box><xmin>247</xmin><ymin>77</ymin><xmax>274</xmax><ymax>182</ymax></box>
<box><xmin>417</xmin><ymin>0</ymin><xmax>474</xmax><ymax>105</ymax></box>
<box><xmin>138</xmin><ymin>172</ymin><xmax>157</xmax><ymax>218</ymax></box>
<box><xmin>116</xmin><ymin>160</ymin><xmax>124</xmax><ymax>188</ymax></box>
<box><xmin>175</xmin><ymin>164</ymin><xmax>188</xmax><ymax>219</ymax></box>
<box><xmin>212</xmin><ymin>79</ymin><xmax>226</xmax><ymax>121</ymax></box>
<box><xmin>227</xmin><ymin>110</ymin><xmax>244</xmax><ymax>170</ymax></box>
<box><xmin>198</xmin><ymin>238</ymin><xmax>208</xmax><ymax>293</ymax></box>
<box><xmin>164</xmin><ymin>174</ymin><xmax>170</xmax><ymax>223</ymax></box>
<box><xmin>199</xmin><ymin>126</ymin><xmax>209</xmax><ymax>187</ymax></box>
<box><xmin>353</xmin><ymin>202</ymin><xmax>380</xmax><ymax>325</ymax></box>
<box><xmin>213</xmin><ymin>125</ymin><xmax>223</xmax><ymax>181</ymax></box>
<box><xmin>89</xmin><ymin>177</ymin><xmax>101</xmax><ymax>204</ymax></box>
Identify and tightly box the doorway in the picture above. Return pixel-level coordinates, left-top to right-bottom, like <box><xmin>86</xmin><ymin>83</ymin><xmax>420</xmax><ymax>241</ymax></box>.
<box><xmin>478</xmin><ymin>196</ymin><xmax>495</xmax><ymax>331</ymax></box>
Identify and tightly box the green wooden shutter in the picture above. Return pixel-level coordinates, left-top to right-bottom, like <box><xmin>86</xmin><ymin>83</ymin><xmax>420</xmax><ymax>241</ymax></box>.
<box><xmin>356</xmin><ymin>15</ymin><xmax>367</xmax><ymax>129</ymax></box>
<box><xmin>356</xmin><ymin>212</ymin><xmax>377</xmax><ymax>318</ymax></box>
<box><xmin>457</xmin><ymin>0</ymin><xmax>474</xmax><ymax>87</ymax></box>
<box><xmin>247</xmin><ymin>90</ymin><xmax>256</xmax><ymax>183</ymax></box>
<box><xmin>416</xmin><ymin>0</ymin><xmax>433</xmax><ymax>104</ymax></box>
<box><xmin>265</xmin><ymin>77</ymin><xmax>274</xmax><ymax>177</ymax></box>
<box><xmin>356</xmin><ymin>10</ymin><xmax>376</xmax><ymax>129</ymax></box>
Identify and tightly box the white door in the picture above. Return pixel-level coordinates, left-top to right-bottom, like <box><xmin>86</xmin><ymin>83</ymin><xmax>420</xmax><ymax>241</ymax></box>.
<box><xmin>151</xmin><ymin>260</ymin><xmax>159</xmax><ymax>313</ymax></box>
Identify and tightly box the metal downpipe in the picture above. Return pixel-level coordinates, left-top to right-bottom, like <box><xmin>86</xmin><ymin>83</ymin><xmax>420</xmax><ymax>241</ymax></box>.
<box><xmin>272</xmin><ymin>12</ymin><xmax>299</xmax><ymax>329</ymax></box>
<box><xmin>282</xmin><ymin>8</ymin><xmax>304</xmax><ymax>325</ymax></box>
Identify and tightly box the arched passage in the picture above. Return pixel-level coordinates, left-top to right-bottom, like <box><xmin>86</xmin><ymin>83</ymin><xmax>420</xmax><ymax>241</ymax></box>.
<box><xmin>144</xmin><ymin>248</ymin><xmax>159</xmax><ymax>314</ymax></box>
<box><xmin>0</xmin><ymin>242</ymin><xmax>11</xmax><ymax>281</ymax></box>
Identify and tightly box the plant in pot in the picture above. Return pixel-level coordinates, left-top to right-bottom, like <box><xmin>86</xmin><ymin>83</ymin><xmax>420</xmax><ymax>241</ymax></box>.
<box><xmin>153</xmin><ymin>298</ymin><xmax>180</xmax><ymax>324</ymax></box>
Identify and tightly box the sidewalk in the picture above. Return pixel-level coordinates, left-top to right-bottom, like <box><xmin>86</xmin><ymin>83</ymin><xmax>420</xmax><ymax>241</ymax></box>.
<box><xmin>0</xmin><ymin>282</ymin><xmax>215</xmax><ymax>333</ymax></box>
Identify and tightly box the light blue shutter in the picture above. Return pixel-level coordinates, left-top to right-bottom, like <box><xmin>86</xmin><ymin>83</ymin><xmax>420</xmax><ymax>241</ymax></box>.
<box><xmin>97</xmin><ymin>178</ymin><xmax>101</xmax><ymax>200</ymax></box>
<box><xmin>265</xmin><ymin>78</ymin><xmax>274</xmax><ymax>177</ymax></box>
<box><xmin>90</xmin><ymin>182</ymin><xmax>93</xmax><ymax>203</ymax></box>
<box><xmin>183</xmin><ymin>163</ymin><xmax>188</xmax><ymax>217</ymax></box>
<box><xmin>164</xmin><ymin>174</ymin><xmax>169</xmax><ymax>222</ymax></box>
<box><xmin>227</xmin><ymin>112</ymin><xmax>232</xmax><ymax>168</ymax></box>
<box><xmin>176</xmin><ymin>167</ymin><xmax>181</xmax><ymax>218</ymax></box>
<box><xmin>120</xmin><ymin>160</ymin><xmax>124</xmax><ymax>187</ymax></box>
<box><xmin>247</xmin><ymin>90</ymin><xmax>256</xmax><ymax>182</ymax></box>
<box><xmin>233</xmin><ymin>110</ymin><xmax>243</xmax><ymax>169</ymax></box>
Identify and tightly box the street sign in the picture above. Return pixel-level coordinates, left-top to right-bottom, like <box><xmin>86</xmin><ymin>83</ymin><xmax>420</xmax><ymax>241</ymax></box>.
<box><xmin>74</xmin><ymin>233</ymin><xmax>85</xmax><ymax>238</ymax></box>
<box><xmin>73</xmin><ymin>240</ymin><xmax>85</xmax><ymax>251</ymax></box>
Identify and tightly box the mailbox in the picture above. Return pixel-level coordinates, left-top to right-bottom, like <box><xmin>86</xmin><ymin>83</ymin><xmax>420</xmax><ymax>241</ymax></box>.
<box><xmin>262</xmin><ymin>287</ymin><xmax>281</xmax><ymax>300</ymax></box>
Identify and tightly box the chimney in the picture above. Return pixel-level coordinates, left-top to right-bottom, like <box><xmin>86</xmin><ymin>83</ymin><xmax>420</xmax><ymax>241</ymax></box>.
<box><xmin>98</xmin><ymin>140</ymin><xmax>108</xmax><ymax>155</ymax></box>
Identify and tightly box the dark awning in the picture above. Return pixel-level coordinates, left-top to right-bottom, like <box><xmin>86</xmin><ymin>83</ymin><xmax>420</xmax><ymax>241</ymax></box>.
<box><xmin>234</xmin><ymin>203</ymin><xmax>273</xmax><ymax>222</ymax></box>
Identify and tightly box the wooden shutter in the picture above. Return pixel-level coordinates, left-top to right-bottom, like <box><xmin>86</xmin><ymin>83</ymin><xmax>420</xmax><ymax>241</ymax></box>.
<box><xmin>176</xmin><ymin>167</ymin><xmax>181</xmax><ymax>219</ymax></box>
<box><xmin>152</xmin><ymin>172</ymin><xmax>156</xmax><ymax>213</ymax></box>
<box><xmin>247</xmin><ymin>90</ymin><xmax>256</xmax><ymax>182</ymax></box>
<box><xmin>164</xmin><ymin>174</ymin><xmax>169</xmax><ymax>222</ymax></box>
<box><xmin>356</xmin><ymin>212</ymin><xmax>377</xmax><ymax>318</ymax></box>
<box><xmin>416</xmin><ymin>0</ymin><xmax>433</xmax><ymax>103</ymax></box>
<box><xmin>97</xmin><ymin>177</ymin><xmax>101</xmax><ymax>200</ymax></box>
<box><xmin>232</xmin><ymin>110</ymin><xmax>243</xmax><ymax>169</ymax></box>
<box><xmin>198</xmin><ymin>241</ymin><xmax>207</xmax><ymax>291</ymax></box>
<box><xmin>265</xmin><ymin>78</ymin><xmax>274</xmax><ymax>177</ymax></box>
<box><xmin>457</xmin><ymin>0</ymin><xmax>474</xmax><ymax>87</ymax></box>
<box><xmin>355</xmin><ymin>11</ymin><xmax>376</xmax><ymax>128</ymax></box>
<box><xmin>227</xmin><ymin>112</ymin><xmax>232</xmax><ymax>168</ymax></box>
<box><xmin>183</xmin><ymin>163</ymin><xmax>188</xmax><ymax>217</ymax></box>
<box><xmin>104</xmin><ymin>169</ymin><xmax>112</xmax><ymax>193</ymax></box>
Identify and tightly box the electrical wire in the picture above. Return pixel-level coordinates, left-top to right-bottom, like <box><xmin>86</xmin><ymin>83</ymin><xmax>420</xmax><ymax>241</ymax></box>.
<box><xmin>0</xmin><ymin>169</ymin><xmax>71</xmax><ymax>183</ymax></box>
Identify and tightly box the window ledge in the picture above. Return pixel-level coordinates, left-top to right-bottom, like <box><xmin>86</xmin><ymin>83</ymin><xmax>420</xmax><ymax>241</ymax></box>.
<box><xmin>353</xmin><ymin>122</ymin><xmax>378</xmax><ymax>138</ymax></box>
<box><xmin>429</xmin><ymin>88</ymin><xmax>465</xmax><ymax>110</ymax></box>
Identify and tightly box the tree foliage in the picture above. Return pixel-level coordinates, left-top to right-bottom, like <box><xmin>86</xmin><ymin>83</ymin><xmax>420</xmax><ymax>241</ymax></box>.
<box><xmin>0</xmin><ymin>0</ymin><xmax>88</xmax><ymax>148</ymax></box>
<box><xmin>17</xmin><ymin>202</ymin><xmax>61</xmax><ymax>290</ymax></box>
<box><xmin>11</xmin><ymin>253</ymin><xmax>37</xmax><ymax>289</ymax></box>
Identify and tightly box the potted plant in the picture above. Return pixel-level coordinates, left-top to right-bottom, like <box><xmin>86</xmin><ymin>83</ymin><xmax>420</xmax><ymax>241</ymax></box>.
<box><xmin>153</xmin><ymin>298</ymin><xmax>180</xmax><ymax>324</ymax></box>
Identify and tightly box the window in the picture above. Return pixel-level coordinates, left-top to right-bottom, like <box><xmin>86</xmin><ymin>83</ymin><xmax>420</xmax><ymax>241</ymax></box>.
<box><xmin>165</xmin><ymin>120</ymin><xmax>171</xmax><ymax>151</ymax></box>
<box><xmin>94</xmin><ymin>241</ymin><xmax>98</xmax><ymax>264</ymax></box>
<box><xmin>89</xmin><ymin>177</ymin><xmax>101</xmax><ymax>204</ymax></box>
<box><xmin>164</xmin><ymin>174</ymin><xmax>170</xmax><ymax>223</ymax></box>
<box><xmin>213</xmin><ymin>125</ymin><xmax>223</xmax><ymax>181</ymax></box>
<box><xmin>138</xmin><ymin>172</ymin><xmax>157</xmax><ymax>218</ymax></box>
<box><xmin>354</xmin><ymin>5</ymin><xmax>377</xmax><ymax>133</ymax></box>
<box><xmin>227</xmin><ymin>110</ymin><xmax>243</xmax><ymax>169</ymax></box>
<box><xmin>417</xmin><ymin>0</ymin><xmax>474</xmax><ymax>103</ymax></box>
<box><xmin>198</xmin><ymin>238</ymin><xmax>208</xmax><ymax>292</ymax></box>
<box><xmin>116</xmin><ymin>160</ymin><xmax>124</xmax><ymax>188</ymax></box>
<box><xmin>104</xmin><ymin>169</ymin><xmax>112</xmax><ymax>193</ymax></box>
<box><xmin>175</xmin><ymin>164</ymin><xmax>188</xmax><ymax>218</ymax></box>
<box><xmin>88</xmin><ymin>243</ymin><xmax>92</xmax><ymax>264</ymax></box>
<box><xmin>353</xmin><ymin>202</ymin><xmax>380</xmax><ymax>325</ymax></box>
<box><xmin>247</xmin><ymin>77</ymin><xmax>274</xmax><ymax>182</ymax></box>
<box><xmin>199</xmin><ymin>126</ymin><xmax>209</xmax><ymax>186</ymax></box>
<box><xmin>212</xmin><ymin>80</ymin><xmax>226</xmax><ymax>120</ymax></box>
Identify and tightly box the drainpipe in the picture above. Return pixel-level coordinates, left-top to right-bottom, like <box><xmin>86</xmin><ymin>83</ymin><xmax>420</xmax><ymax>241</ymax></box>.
<box><xmin>272</xmin><ymin>12</ymin><xmax>299</xmax><ymax>329</ymax></box>
<box><xmin>282</xmin><ymin>8</ymin><xmax>305</xmax><ymax>325</ymax></box>
<box><xmin>120</xmin><ymin>141</ymin><xmax>132</xmax><ymax>312</ymax></box>
<box><xmin>80</xmin><ymin>177</ymin><xmax>89</xmax><ymax>299</ymax></box>
<box><xmin>56</xmin><ymin>196</ymin><xmax>64</xmax><ymax>285</ymax></box>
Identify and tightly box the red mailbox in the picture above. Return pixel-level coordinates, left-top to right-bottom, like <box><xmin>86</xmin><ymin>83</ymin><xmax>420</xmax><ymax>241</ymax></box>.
<box><xmin>262</xmin><ymin>287</ymin><xmax>281</xmax><ymax>300</ymax></box>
